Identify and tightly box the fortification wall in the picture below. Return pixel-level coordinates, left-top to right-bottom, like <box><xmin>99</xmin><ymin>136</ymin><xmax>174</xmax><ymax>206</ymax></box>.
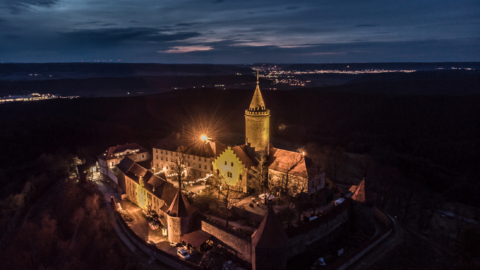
<box><xmin>286</xmin><ymin>198</ymin><xmax>352</xmax><ymax>259</ymax></box>
<box><xmin>201</xmin><ymin>219</ymin><xmax>252</xmax><ymax>262</ymax></box>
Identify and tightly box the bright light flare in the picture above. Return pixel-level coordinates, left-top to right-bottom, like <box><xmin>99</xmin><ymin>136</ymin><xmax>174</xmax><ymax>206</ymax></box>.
<box><xmin>200</xmin><ymin>134</ymin><xmax>208</xmax><ymax>141</ymax></box>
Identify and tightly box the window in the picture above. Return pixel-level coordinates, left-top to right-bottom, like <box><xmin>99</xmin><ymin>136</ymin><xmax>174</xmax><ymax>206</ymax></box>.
<box><xmin>161</xmin><ymin>157</ymin><xmax>163</xmax><ymax>161</ymax></box>
<box><xmin>156</xmin><ymin>155</ymin><xmax>158</xmax><ymax>159</ymax></box>
<box><xmin>156</xmin><ymin>149</ymin><xmax>158</xmax><ymax>153</ymax></box>
<box><xmin>204</xmin><ymin>158</ymin><xmax>206</xmax><ymax>162</ymax></box>
<box><xmin>176</xmin><ymin>153</ymin><xmax>178</xmax><ymax>156</ymax></box>
<box><xmin>193</xmin><ymin>156</ymin><xmax>195</xmax><ymax>160</ymax></box>
<box><xmin>161</xmin><ymin>150</ymin><xmax>163</xmax><ymax>154</ymax></box>
<box><xmin>188</xmin><ymin>155</ymin><xmax>190</xmax><ymax>159</ymax></box>
<box><xmin>240</xmin><ymin>174</ymin><xmax>243</xmax><ymax>180</ymax></box>
<box><xmin>211</xmin><ymin>165</ymin><xmax>213</xmax><ymax>170</ymax></box>
<box><xmin>188</xmin><ymin>162</ymin><xmax>190</xmax><ymax>166</ymax></box>
<box><xmin>227</xmin><ymin>172</ymin><xmax>232</xmax><ymax>178</ymax></box>
<box><xmin>216</xmin><ymin>169</ymin><xmax>219</xmax><ymax>175</ymax></box>
<box><xmin>166</xmin><ymin>151</ymin><xmax>168</xmax><ymax>155</ymax></box>
<box><xmin>224</xmin><ymin>161</ymin><xmax>227</xmax><ymax>165</ymax></box>
<box><xmin>166</xmin><ymin>157</ymin><xmax>168</xmax><ymax>161</ymax></box>
<box><xmin>142</xmin><ymin>154</ymin><xmax>145</xmax><ymax>159</ymax></box>
<box><xmin>193</xmin><ymin>164</ymin><xmax>196</xmax><ymax>168</ymax></box>
<box><xmin>231</xmin><ymin>162</ymin><xmax>233</xmax><ymax>166</ymax></box>
<box><xmin>204</xmin><ymin>165</ymin><xmax>207</xmax><ymax>170</ymax></box>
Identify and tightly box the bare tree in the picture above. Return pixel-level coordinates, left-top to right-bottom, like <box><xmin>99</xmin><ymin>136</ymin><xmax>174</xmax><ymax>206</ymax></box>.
<box><xmin>217</xmin><ymin>174</ymin><xmax>242</xmax><ymax>228</ymax></box>
<box><xmin>169</xmin><ymin>146</ymin><xmax>189</xmax><ymax>189</ymax></box>
<box><xmin>249</xmin><ymin>151</ymin><xmax>269</xmax><ymax>204</ymax></box>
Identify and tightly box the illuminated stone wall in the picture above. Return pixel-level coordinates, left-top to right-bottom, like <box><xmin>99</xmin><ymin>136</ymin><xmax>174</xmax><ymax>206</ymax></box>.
<box><xmin>167</xmin><ymin>214</ymin><xmax>193</xmax><ymax>243</ymax></box>
<box><xmin>125</xmin><ymin>177</ymin><xmax>165</xmax><ymax>212</ymax></box>
<box><xmin>152</xmin><ymin>148</ymin><xmax>213</xmax><ymax>178</ymax></box>
<box><xmin>213</xmin><ymin>147</ymin><xmax>248</xmax><ymax>193</ymax></box>
<box><xmin>245</xmin><ymin>111</ymin><xmax>270</xmax><ymax>160</ymax></box>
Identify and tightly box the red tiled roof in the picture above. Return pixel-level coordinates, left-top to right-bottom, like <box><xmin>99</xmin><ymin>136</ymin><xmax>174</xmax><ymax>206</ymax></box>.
<box><xmin>231</xmin><ymin>145</ymin><xmax>255</xmax><ymax>168</ymax></box>
<box><xmin>116</xmin><ymin>157</ymin><xmax>135</xmax><ymax>174</ymax></box>
<box><xmin>351</xmin><ymin>179</ymin><xmax>375</xmax><ymax>205</ymax></box>
<box><xmin>98</xmin><ymin>143</ymin><xmax>149</xmax><ymax>161</ymax></box>
<box><xmin>167</xmin><ymin>190</ymin><xmax>195</xmax><ymax>217</ymax></box>
<box><xmin>267</xmin><ymin>148</ymin><xmax>308</xmax><ymax>178</ymax></box>
<box><xmin>251</xmin><ymin>204</ymin><xmax>288</xmax><ymax>248</ymax></box>
<box><xmin>182</xmin><ymin>230</ymin><xmax>212</xmax><ymax>248</ymax></box>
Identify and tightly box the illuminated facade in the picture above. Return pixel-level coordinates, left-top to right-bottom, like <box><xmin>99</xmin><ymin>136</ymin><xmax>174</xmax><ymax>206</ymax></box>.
<box><xmin>152</xmin><ymin>132</ymin><xmax>226</xmax><ymax>179</ymax></box>
<box><xmin>97</xmin><ymin>143</ymin><xmax>150</xmax><ymax>178</ymax></box>
<box><xmin>245</xmin><ymin>71</ymin><xmax>270</xmax><ymax>160</ymax></box>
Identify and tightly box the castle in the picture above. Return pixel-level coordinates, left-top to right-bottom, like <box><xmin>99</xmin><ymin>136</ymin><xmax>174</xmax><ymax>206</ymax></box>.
<box><xmin>93</xmin><ymin>74</ymin><xmax>386</xmax><ymax>270</ymax></box>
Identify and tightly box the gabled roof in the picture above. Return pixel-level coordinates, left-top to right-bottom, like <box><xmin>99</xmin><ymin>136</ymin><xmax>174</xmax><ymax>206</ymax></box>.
<box><xmin>97</xmin><ymin>143</ymin><xmax>149</xmax><ymax>160</ymax></box>
<box><xmin>154</xmin><ymin>132</ymin><xmax>227</xmax><ymax>158</ymax></box>
<box><xmin>351</xmin><ymin>178</ymin><xmax>375</xmax><ymax>205</ymax></box>
<box><xmin>117</xmin><ymin>157</ymin><xmax>135</xmax><ymax>174</ymax></box>
<box><xmin>167</xmin><ymin>190</ymin><xmax>195</xmax><ymax>217</ymax></box>
<box><xmin>251</xmin><ymin>204</ymin><xmax>288</xmax><ymax>248</ymax></box>
<box><xmin>267</xmin><ymin>148</ymin><xmax>308</xmax><ymax>178</ymax></box>
<box><xmin>231</xmin><ymin>145</ymin><xmax>255</xmax><ymax>168</ymax></box>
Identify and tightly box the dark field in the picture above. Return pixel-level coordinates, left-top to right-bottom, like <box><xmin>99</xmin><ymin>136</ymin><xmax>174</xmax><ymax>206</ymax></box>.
<box><xmin>0</xmin><ymin>71</ymin><xmax>479</xmax><ymax>269</ymax></box>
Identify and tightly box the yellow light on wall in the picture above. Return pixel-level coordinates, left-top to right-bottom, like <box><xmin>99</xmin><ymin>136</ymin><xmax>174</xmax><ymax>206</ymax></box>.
<box><xmin>213</xmin><ymin>147</ymin><xmax>244</xmax><ymax>186</ymax></box>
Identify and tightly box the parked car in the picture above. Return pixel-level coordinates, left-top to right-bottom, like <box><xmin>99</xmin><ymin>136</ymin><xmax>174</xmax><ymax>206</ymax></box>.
<box><xmin>147</xmin><ymin>241</ymin><xmax>156</xmax><ymax>246</ymax></box>
<box><xmin>177</xmin><ymin>248</ymin><xmax>190</xmax><ymax>260</ymax></box>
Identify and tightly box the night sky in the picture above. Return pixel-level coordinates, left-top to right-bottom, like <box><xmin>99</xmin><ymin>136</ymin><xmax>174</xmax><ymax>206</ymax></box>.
<box><xmin>1</xmin><ymin>0</ymin><xmax>479</xmax><ymax>63</ymax></box>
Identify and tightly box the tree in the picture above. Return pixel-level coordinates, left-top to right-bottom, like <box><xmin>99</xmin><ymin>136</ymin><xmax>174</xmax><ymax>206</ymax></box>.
<box><xmin>249</xmin><ymin>151</ymin><xmax>269</xmax><ymax>204</ymax></box>
<box><xmin>169</xmin><ymin>146</ymin><xmax>190</xmax><ymax>189</ymax></box>
<box><xmin>216</xmin><ymin>174</ymin><xmax>242</xmax><ymax>228</ymax></box>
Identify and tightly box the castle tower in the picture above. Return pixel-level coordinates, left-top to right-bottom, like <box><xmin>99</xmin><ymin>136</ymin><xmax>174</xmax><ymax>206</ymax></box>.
<box><xmin>245</xmin><ymin>70</ymin><xmax>270</xmax><ymax>161</ymax></box>
<box><xmin>351</xmin><ymin>178</ymin><xmax>376</xmax><ymax>236</ymax></box>
<box><xmin>251</xmin><ymin>204</ymin><xmax>289</xmax><ymax>270</ymax></box>
<box><xmin>166</xmin><ymin>190</ymin><xmax>195</xmax><ymax>243</ymax></box>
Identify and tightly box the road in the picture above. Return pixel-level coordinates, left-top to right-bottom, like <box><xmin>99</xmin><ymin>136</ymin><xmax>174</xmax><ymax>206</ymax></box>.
<box><xmin>96</xmin><ymin>181</ymin><xmax>175</xmax><ymax>270</ymax></box>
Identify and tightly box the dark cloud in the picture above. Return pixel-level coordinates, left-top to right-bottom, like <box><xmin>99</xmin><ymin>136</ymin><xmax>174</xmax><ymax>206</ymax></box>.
<box><xmin>3</xmin><ymin>0</ymin><xmax>58</xmax><ymax>14</ymax></box>
<box><xmin>355</xmin><ymin>24</ymin><xmax>379</xmax><ymax>27</ymax></box>
<box><xmin>285</xmin><ymin>6</ymin><xmax>299</xmax><ymax>10</ymax></box>
<box><xmin>176</xmin><ymin>22</ymin><xmax>200</xmax><ymax>27</ymax></box>
<box><xmin>57</xmin><ymin>27</ymin><xmax>200</xmax><ymax>46</ymax></box>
